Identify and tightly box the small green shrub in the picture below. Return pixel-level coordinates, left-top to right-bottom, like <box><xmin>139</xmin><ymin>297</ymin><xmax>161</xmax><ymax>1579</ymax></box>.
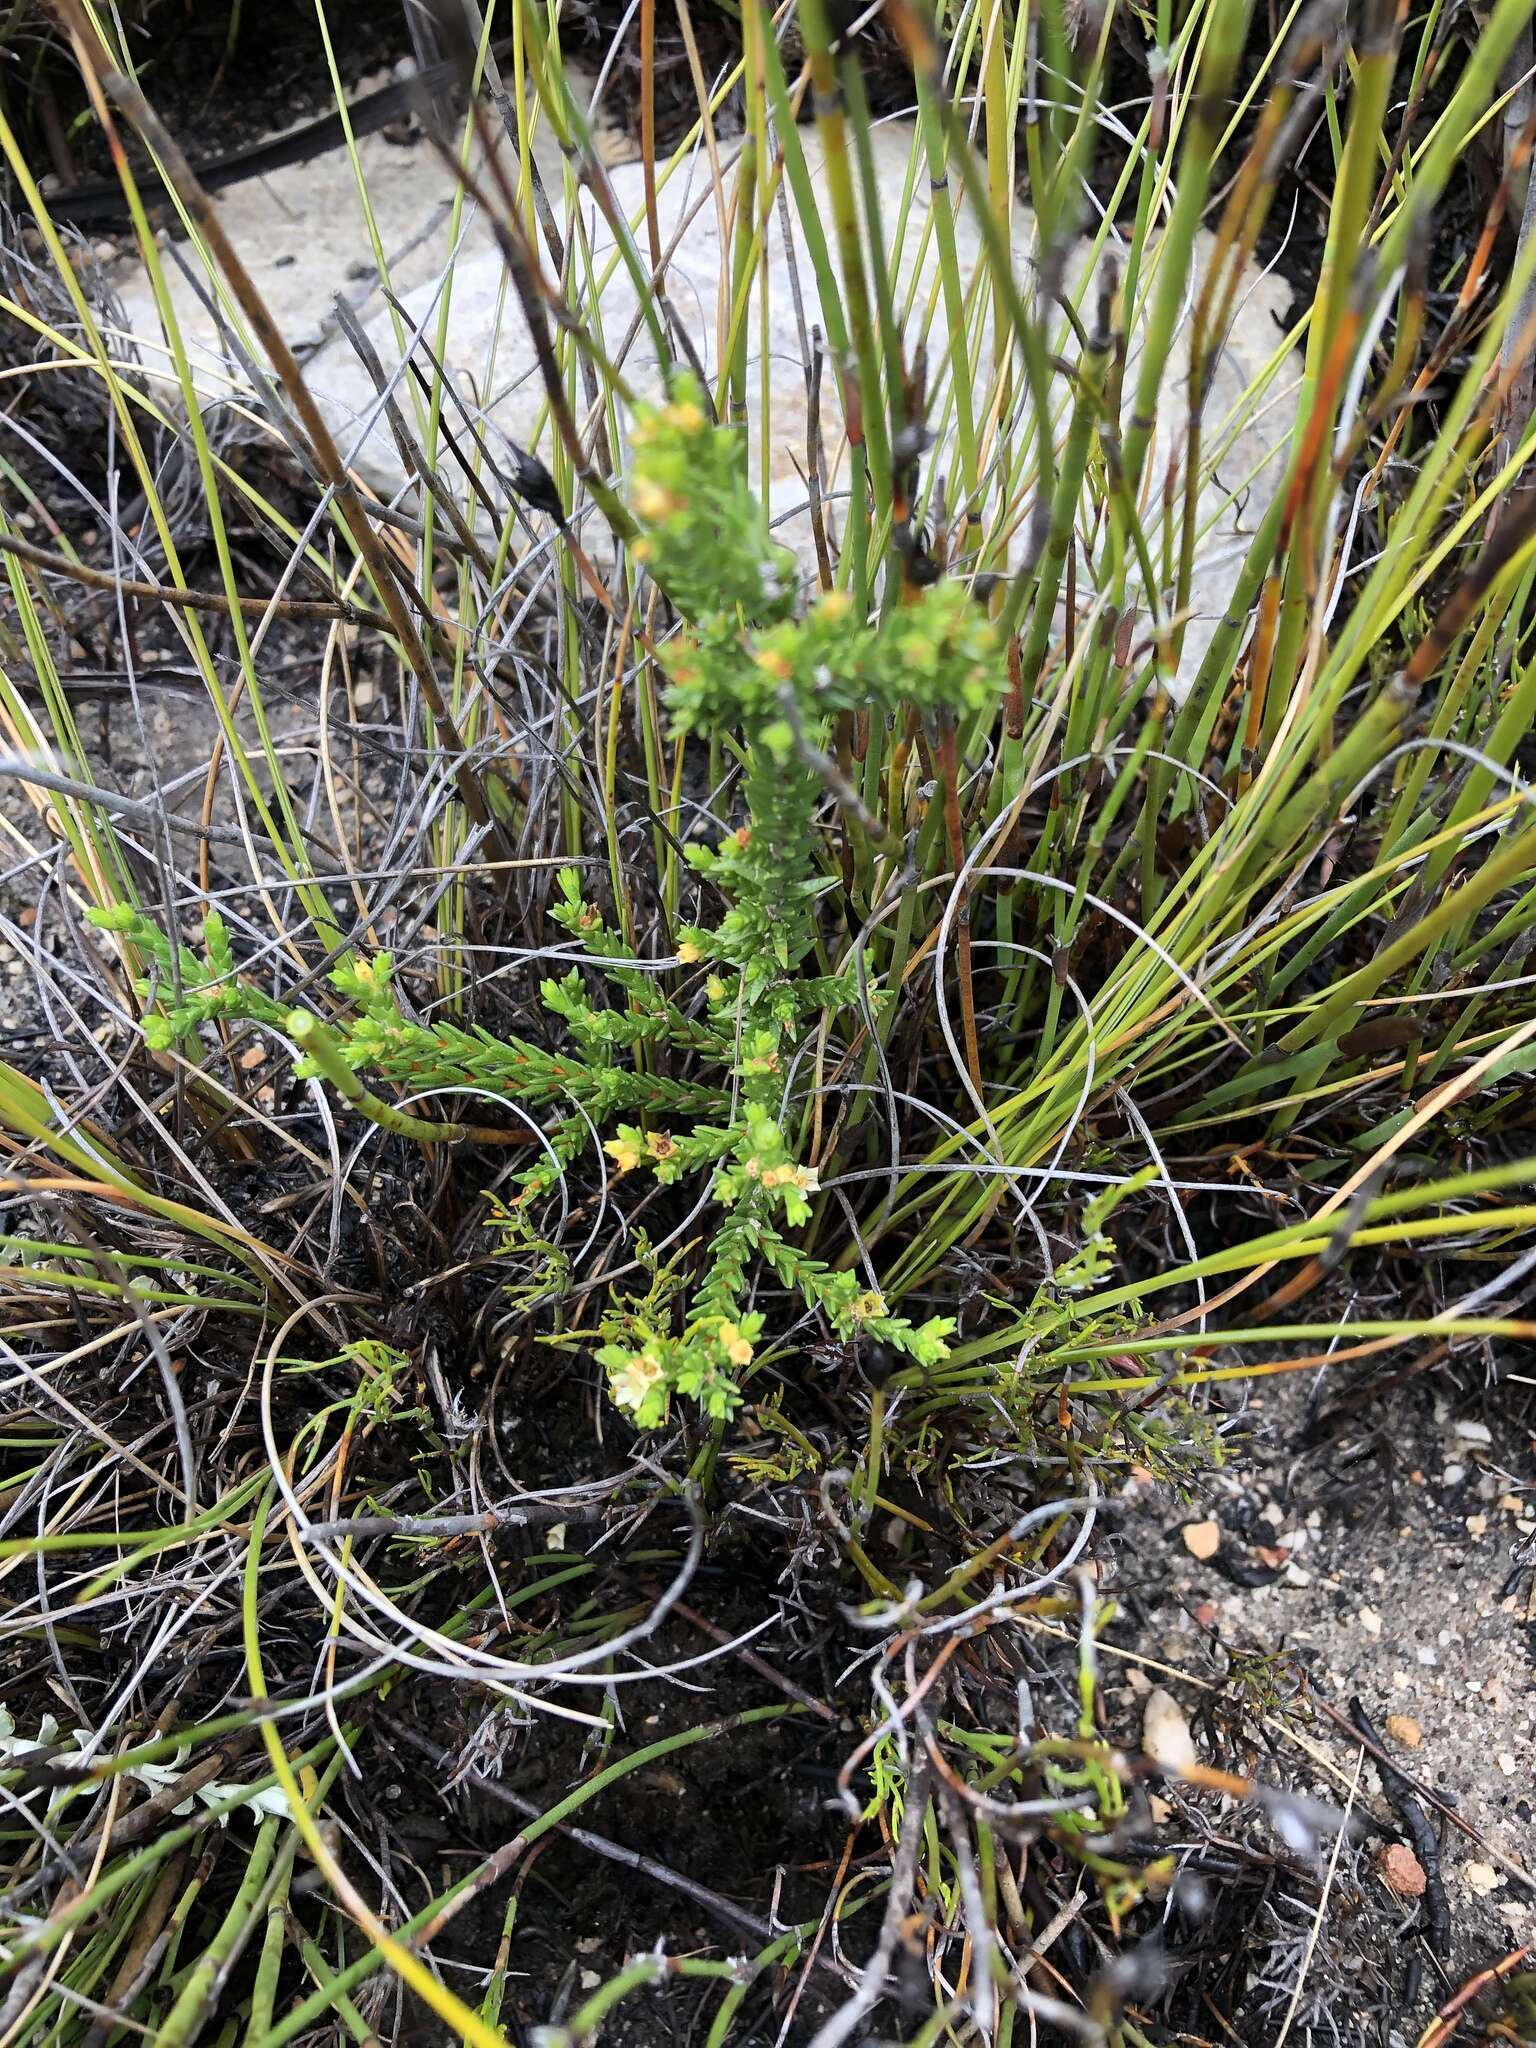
<box><xmin>91</xmin><ymin>375</ymin><xmax>999</xmax><ymax>1426</ymax></box>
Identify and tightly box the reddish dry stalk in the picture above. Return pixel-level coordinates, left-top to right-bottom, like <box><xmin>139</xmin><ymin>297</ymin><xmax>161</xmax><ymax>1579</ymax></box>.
<box><xmin>1362</xmin><ymin>104</ymin><xmax>1536</xmax><ymax>502</ymax></box>
<box><xmin>1004</xmin><ymin>633</ymin><xmax>1025</xmax><ymax>740</ymax></box>
<box><xmin>776</xmin><ymin>1828</ymin><xmax>859</xmax><ymax>2037</ymax></box>
<box><xmin>1416</xmin><ymin>1948</ymin><xmax>1532</xmax><ymax>2048</ymax></box>
<box><xmin>640</xmin><ymin>0</ymin><xmax>661</xmax><ymax>272</ymax></box>
<box><xmin>1238</xmin><ymin>572</ymin><xmax>1282</xmax><ymax>794</ymax></box>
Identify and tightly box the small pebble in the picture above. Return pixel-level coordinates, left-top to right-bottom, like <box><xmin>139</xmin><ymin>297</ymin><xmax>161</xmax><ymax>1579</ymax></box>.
<box><xmin>1377</xmin><ymin>1844</ymin><xmax>1427</xmax><ymax>1897</ymax></box>
<box><xmin>1453</xmin><ymin>1419</ymin><xmax>1492</xmax><ymax>1445</ymax></box>
<box><xmin>1464</xmin><ymin>1861</ymin><xmax>1502</xmax><ymax>1897</ymax></box>
<box><xmin>1181</xmin><ymin>1519</ymin><xmax>1220</xmax><ymax>1560</ymax></box>
<box><xmin>1385</xmin><ymin>1714</ymin><xmax>1423</xmax><ymax>1749</ymax></box>
<box><xmin>1142</xmin><ymin>1688</ymin><xmax>1198</xmax><ymax>1773</ymax></box>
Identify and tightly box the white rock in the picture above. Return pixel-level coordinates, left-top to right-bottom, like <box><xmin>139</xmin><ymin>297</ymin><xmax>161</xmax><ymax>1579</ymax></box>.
<box><xmin>112</xmin><ymin>75</ymin><xmax>1299</xmax><ymax>695</ymax></box>
<box><xmin>1142</xmin><ymin>1686</ymin><xmax>1198</xmax><ymax>1773</ymax></box>
<box><xmin>1452</xmin><ymin>1419</ymin><xmax>1493</xmax><ymax>1445</ymax></box>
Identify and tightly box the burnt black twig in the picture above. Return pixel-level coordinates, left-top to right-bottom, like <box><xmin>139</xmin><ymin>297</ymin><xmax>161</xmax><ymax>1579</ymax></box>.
<box><xmin>1350</xmin><ymin>1696</ymin><xmax>1451</xmax><ymax>1958</ymax></box>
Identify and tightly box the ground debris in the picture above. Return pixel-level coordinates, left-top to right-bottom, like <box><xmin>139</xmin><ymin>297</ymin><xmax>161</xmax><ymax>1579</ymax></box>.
<box><xmin>1378</xmin><ymin>1842</ymin><xmax>1429</xmax><ymax>1897</ymax></box>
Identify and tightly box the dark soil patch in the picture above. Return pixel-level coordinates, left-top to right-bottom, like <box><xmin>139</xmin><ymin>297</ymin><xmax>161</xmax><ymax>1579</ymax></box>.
<box><xmin>6</xmin><ymin>0</ymin><xmax>415</xmax><ymax>189</ymax></box>
<box><xmin>379</xmin><ymin>1662</ymin><xmax>852</xmax><ymax>2046</ymax></box>
<box><xmin>1122</xmin><ymin>1367</ymin><xmax>1536</xmax><ymax>2034</ymax></box>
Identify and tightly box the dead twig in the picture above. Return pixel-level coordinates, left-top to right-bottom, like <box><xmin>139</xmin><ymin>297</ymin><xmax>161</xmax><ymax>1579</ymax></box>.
<box><xmin>1311</xmin><ymin>1693</ymin><xmax>1534</xmax><ymax>1894</ymax></box>
<box><xmin>673</xmin><ymin>1601</ymin><xmax>837</xmax><ymax>1721</ymax></box>
<box><xmin>806</xmin><ymin>1752</ymin><xmax>934</xmax><ymax>2048</ymax></box>
<box><xmin>0</xmin><ymin>530</ymin><xmax>394</xmax><ymax>631</ymax></box>
<box><xmin>1417</xmin><ymin>1945</ymin><xmax>1533</xmax><ymax>2048</ymax></box>
<box><xmin>1347</xmin><ymin>1697</ymin><xmax>1450</xmax><ymax>1957</ymax></box>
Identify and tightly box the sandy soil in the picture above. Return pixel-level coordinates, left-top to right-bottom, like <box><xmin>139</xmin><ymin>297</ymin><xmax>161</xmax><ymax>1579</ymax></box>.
<box><xmin>1113</xmin><ymin>1367</ymin><xmax>1536</xmax><ymax>2024</ymax></box>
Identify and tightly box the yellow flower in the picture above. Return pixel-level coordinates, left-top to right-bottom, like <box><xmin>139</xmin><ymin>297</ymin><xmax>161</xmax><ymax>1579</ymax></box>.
<box><xmin>645</xmin><ymin>1130</ymin><xmax>675</xmax><ymax>1162</ymax></box>
<box><xmin>716</xmin><ymin>1321</ymin><xmax>754</xmax><ymax>1368</ymax></box>
<box><xmin>817</xmin><ymin>589</ymin><xmax>853</xmax><ymax>622</ymax></box>
<box><xmin>753</xmin><ymin>648</ymin><xmax>793</xmax><ymax>680</ymax></box>
<box><xmin>676</xmin><ymin>941</ymin><xmax>700</xmax><ymax>965</ymax></box>
<box><xmin>634</xmin><ymin>479</ymin><xmax>681</xmax><ymax>522</ymax></box>
<box><xmin>661</xmin><ymin>399</ymin><xmax>706</xmax><ymax>434</ymax></box>
<box><xmin>604</xmin><ymin>1135</ymin><xmax>642</xmax><ymax>1174</ymax></box>
<box><xmin>610</xmin><ymin>1350</ymin><xmax>665</xmax><ymax>1413</ymax></box>
<box><xmin>849</xmin><ymin>1289</ymin><xmax>888</xmax><ymax>1322</ymax></box>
